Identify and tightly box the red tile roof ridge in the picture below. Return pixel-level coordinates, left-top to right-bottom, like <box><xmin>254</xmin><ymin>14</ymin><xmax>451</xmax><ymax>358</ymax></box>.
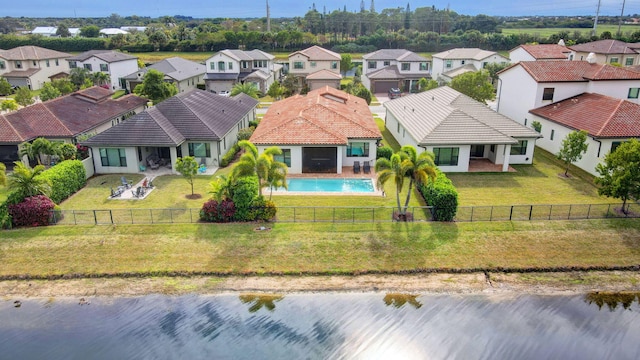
<box><xmin>597</xmin><ymin>97</ymin><xmax>625</xmax><ymax>136</ymax></box>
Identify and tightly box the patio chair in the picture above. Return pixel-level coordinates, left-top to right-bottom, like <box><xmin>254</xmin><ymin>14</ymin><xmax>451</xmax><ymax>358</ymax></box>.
<box><xmin>198</xmin><ymin>164</ymin><xmax>207</xmax><ymax>174</ymax></box>
<box><xmin>121</xmin><ymin>176</ymin><xmax>131</xmax><ymax>189</ymax></box>
<box><xmin>363</xmin><ymin>161</ymin><xmax>371</xmax><ymax>174</ymax></box>
<box><xmin>131</xmin><ymin>186</ymin><xmax>146</xmax><ymax>198</ymax></box>
<box><xmin>110</xmin><ymin>187</ymin><xmax>123</xmax><ymax>198</ymax></box>
<box><xmin>147</xmin><ymin>159</ymin><xmax>160</xmax><ymax>170</ymax></box>
<box><xmin>353</xmin><ymin>161</ymin><xmax>361</xmax><ymax>174</ymax></box>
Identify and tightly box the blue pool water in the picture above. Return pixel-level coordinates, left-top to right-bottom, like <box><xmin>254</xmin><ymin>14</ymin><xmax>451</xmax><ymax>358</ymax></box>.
<box><xmin>285</xmin><ymin>178</ymin><xmax>375</xmax><ymax>192</ymax></box>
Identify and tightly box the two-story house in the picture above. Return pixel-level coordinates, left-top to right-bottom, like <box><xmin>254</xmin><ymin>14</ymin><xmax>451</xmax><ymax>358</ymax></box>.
<box><xmin>569</xmin><ymin>39</ymin><xmax>640</xmax><ymax>66</ymax></box>
<box><xmin>361</xmin><ymin>49</ymin><xmax>431</xmax><ymax>93</ymax></box>
<box><xmin>123</xmin><ymin>57</ymin><xmax>205</xmax><ymax>93</ymax></box>
<box><xmin>288</xmin><ymin>46</ymin><xmax>342</xmax><ymax>91</ymax></box>
<box><xmin>431</xmin><ymin>48</ymin><xmax>509</xmax><ymax>83</ymax></box>
<box><xmin>509</xmin><ymin>43</ymin><xmax>571</xmax><ymax>63</ymax></box>
<box><xmin>0</xmin><ymin>46</ymin><xmax>71</xmax><ymax>90</ymax></box>
<box><xmin>204</xmin><ymin>49</ymin><xmax>282</xmax><ymax>95</ymax></box>
<box><xmin>66</xmin><ymin>50</ymin><xmax>139</xmax><ymax>90</ymax></box>
<box><xmin>497</xmin><ymin>60</ymin><xmax>640</xmax><ymax>126</ymax></box>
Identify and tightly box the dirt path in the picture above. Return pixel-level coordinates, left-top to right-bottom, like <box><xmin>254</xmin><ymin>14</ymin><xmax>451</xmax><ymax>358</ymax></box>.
<box><xmin>1</xmin><ymin>271</ymin><xmax>639</xmax><ymax>299</ymax></box>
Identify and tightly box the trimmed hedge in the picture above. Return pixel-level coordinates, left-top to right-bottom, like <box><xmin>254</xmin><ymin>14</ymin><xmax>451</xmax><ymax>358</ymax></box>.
<box><xmin>37</xmin><ymin>160</ymin><xmax>86</xmax><ymax>204</ymax></box>
<box><xmin>418</xmin><ymin>170</ymin><xmax>459</xmax><ymax>221</ymax></box>
<box><xmin>231</xmin><ymin>176</ymin><xmax>259</xmax><ymax>221</ymax></box>
<box><xmin>376</xmin><ymin>146</ymin><xmax>393</xmax><ymax>160</ymax></box>
<box><xmin>8</xmin><ymin>195</ymin><xmax>56</xmax><ymax>228</ymax></box>
<box><xmin>251</xmin><ymin>197</ymin><xmax>277</xmax><ymax>222</ymax></box>
<box><xmin>200</xmin><ymin>199</ymin><xmax>236</xmax><ymax>222</ymax></box>
<box><xmin>220</xmin><ymin>143</ymin><xmax>241</xmax><ymax>167</ymax></box>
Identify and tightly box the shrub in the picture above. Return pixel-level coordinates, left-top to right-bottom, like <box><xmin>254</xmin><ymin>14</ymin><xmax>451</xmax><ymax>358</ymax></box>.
<box><xmin>49</xmin><ymin>205</ymin><xmax>64</xmax><ymax>224</ymax></box>
<box><xmin>376</xmin><ymin>146</ymin><xmax>393</xmax><ymax>160</ymax></box>
<box><xmin>231</xmin><ymin>176</ymin><xmax>259</xmax><ymax>221</ymax></box>
<box><xmin>249</xmin><ymin>119</ymin><xmax>260</xmax><ymax>128</ymax></box>
<box><xmin>220</xmin><ymin>143</ymin><xmax>240</xmax><ymax>167</ymax></box>
<box><xmin>8</xmin><ymin>195</ymin><xmax>56</xmax><ymax>227</ymax></box>
<box><xmin>251</xmin><ymin>196</ymin><xmax>277</xmax><ymax>222</ymax></box>
<box><xmin>237</xmin><ymin>127</ymin><xmax>255</xmax><ymax>141</ymax></box>
<box><xmin>418</xmin><ymin>169</ymin><xmax>458</xmax><ymax>221</ymax></box>
<box><xmin>0</xmin><ymin>191</ymin><xmax>25</xmax><ymax>229</ymax></box>
<box><xmin>200</xmin><ymin>198</ymin><xmax>236</xmax><ymax>222</ymax></box>
<box><xmin>37</xmin><ymin>160</ymin><xmax>86</xmax><ymax>204</ymax></box>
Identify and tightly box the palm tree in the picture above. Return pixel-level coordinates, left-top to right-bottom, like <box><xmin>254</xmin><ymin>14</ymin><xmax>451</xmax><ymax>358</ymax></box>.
<box><xmin>375</xmin><ymin>145</ymin><xmax>437</xmax><ymax>221</ymax></box>
<box><xmin>232</xmin><ymin>140</ymin><xmax>283</xmax><ymax>197</ymax></box>
<box><xmin>230</xmin><ymin>82</ymin><xmax>259</xmax><ymax>99</ymax></box>
<box><xmin>209</xmin><ymin>174</ymin><xmax>234</xmax><ymax>201</ymax></box>
<box><xmin>265</xmin><ymin>159</ymin><xmax>288</xmax><ymax>200</ymax></box>
<box><xmin>91</xmin><ymin>72</ymin><xmax>111</xmax><ymax>87</ymax></box>
<box><xmin>7</xmin><ymin>162</ymin><xmax>51</xmax><ymax>199</ymax></box>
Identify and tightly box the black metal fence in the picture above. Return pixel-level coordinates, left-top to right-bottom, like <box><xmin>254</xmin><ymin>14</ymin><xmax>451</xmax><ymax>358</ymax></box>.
<box><xmin>50</xmin><ymin>203</ymin><xmax>639</xmax><ymax>225</ymax></box>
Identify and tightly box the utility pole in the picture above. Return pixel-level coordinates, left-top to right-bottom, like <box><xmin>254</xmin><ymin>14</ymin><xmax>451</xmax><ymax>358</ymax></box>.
<box><xmin>617</xmin><ymin>0</ymin><xmax>626</xmax><ymax>37</ymax></box>
<box><xmin>592</xmin><ymin>0</ymin><xmax>601</xmax><ymax>37</ymax></box>
<box><xmin>266</xmin><ymin>0</ymin><xmax>271</xmax><ymax>32</ymax></box>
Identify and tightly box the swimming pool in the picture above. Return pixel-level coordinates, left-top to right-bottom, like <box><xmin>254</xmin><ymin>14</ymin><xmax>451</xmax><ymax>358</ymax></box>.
<box><xmin>284</xmin><ymin>178</ymin><xmax>375</xmax><ymax>193</ymax></box>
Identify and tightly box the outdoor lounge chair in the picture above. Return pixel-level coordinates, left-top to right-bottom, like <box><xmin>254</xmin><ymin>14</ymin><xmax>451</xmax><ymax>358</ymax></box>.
<box><xmin>110</xmin><ymin>187</ymin><xmax>123</xmax><ymax>198</ymax></box>
<box><xmin>121</xmin><ymin>176</ymin><xmax>131</xmax><ymax>188</ymax></box>
<box><xmin>353</xmin><ymin>161</ymin><xmax>361</xmax><ymax>174</ymax></box>
<box><xmin>363</xmin><ymin>161</ymin><xmax>371</xmax><ymax>174</ymax></box>
<box><xmin>131</xmin><ymin>186</ymin><xmax>146</xmax><ymax>198</ymax></box>
<box><xmin>147</xmin><ymin>159</ymin><xmax>160</xmax><ymax>170</ymax></box>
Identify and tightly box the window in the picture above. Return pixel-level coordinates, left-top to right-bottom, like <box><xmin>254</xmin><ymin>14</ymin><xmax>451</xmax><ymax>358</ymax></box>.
<box><xmin>32</xmin><ymin>60</ymin><xmax>36</xmax><ymax>66</ymax></box>
<box><xmin>433</xmin><ymin>148</ymin><xmax>459</xmax><ymax>166</ymax></box>
<box><xmin>610</xmin><ymin>57</ymin><xmax>619</xmax><ymax>64</ymax></box>
<box><xmin>293</xmin><ymin>61</ymin><xmax>304</xmax><ymax>69</ymax></box>
<box><xmin>401</xmin><ymin>62</ymin><xmax>410</xmax><ymax>71</ymax></box>
<box><xmin>69</xmin><ymin>61</ymin><xmax>77</xmax><ymax>69</ymax></box>
<box><xmin>99</xmin><ymin>148</ymin><xmax>127</xmax><ymax>167</ymax></box>
<box><xmin>331</xmin><ymin>61</ymin><xmax>338</xmax><ymax>69</ymax></box>
<box><xmin>241</xmin><ymin>61</ymin><xmax>249</xmax><ymax>69</ymax></box>
<box><xmin>397</xmin><ymin>122</ymin><xmax>401</xmax><ymax>133</ymax></box>
<box><xmin>384</xmin><ymin>61</ymin><xmax>390</xmax><ymax>66</ymax></box>
<box><xmin>15</xmin><ymin>60</ymin><xmax>22</xmax><ymax>69</ymax></box>
<box><xmin>347</xmin><ymin>142</ymin><xmax>369</xmax><ymax>157</ymax></box>
<box><xmin>228</xmin><ymin>62</ymin><xmax>233</xmax><ymax>70</ymax></box>
<box><xmin>310</xmin><ymin>61</ymin><xmax>316</xmax><ymax>68</ymax></box>
<box><xmin>188</xmin><ymin>143</ymin><xmax>211</xmax><ymax>158</ymax></box>
<box><xmin>46</xmin><ymin>60</ymin><xmax>50</xmax><ymax>67</ymax></box>
<box><xmin>274</xmin><ymin>149</ymin><xmax>291</xmax><ymax>167</ymax></box>
<box><xmin>611</xmin><ymin>141</ymin><xmax>622</xmax><ymax>153</ymax></box>
<box><xmin>84</xmin><ymin>64</ymin><xmax>93</xmax><ymax>71</ymax></box>
<box><xmin>0</xmin><ymin>60</ymin><xmax>5</xmax><ymax>70</ymax></box>
<box><xmin>482</xmin><ymin>62</ymin><xmax>488</xmax><ymax>68</ymax></box>
<box><xmin>542</xmin><ymin>88</ymin><xmax>554</xmax><ymax>101</ymax></box>
<box><xmin>461</xmin><ymin>60</ymin><xmax>466</xmax><ymax>65</ymax></box>
<box><xmin>419</xmin><ymin>62</ymin><xmax>428</xmax><ymax>71</ymax></box>
<box><xmin>368</xmin><ymin>61</ymin><xmax>377</xmax><ymax>69</ymax></box>
<box><xmin>510</xmin><ymin>140</ymin><xmax>528</xmax><ymax>155</ymax></box>
<box><xmin>445</xmin><ymin>60</ymin><xmax>452</xmax><ymax>69</ymax></box>
<box><xmin>55</xmin><ymin>59</ymin><xmax>59</xmax><ymax>66</ymax></box>
<box><xmin>100</xmin><ymin>63</ymin><xmax>109</xmax><ymax>72</ymax></box>
<box><xmin>253</xmin><ymin>60</ymin><xmax>266</xmax><ymax>68</ymax></box>
<box><xmin>628</xmin><ymin>88</ymin><xmax>639</xmax><ymax>99</ymax></box>
<box><xmin>550</xmin><ymin>130</ymin><xmax>555</xmax><ymax>141</ymax></box>
<box><xmin>490</xmin><ymin>144</ymin><xmax>495</xmax><ymax>153</ymax></box>
<box><xmin>210</xmin><ymin>62</ymin><xmax>215</xmax><ymax>70</ymax></box>
<box><xmin>218</xmin><ymin>61</ymin><xmax>225</xmax><ymax>71</ymax></box>
<box><xmin>626</xmin><ymin>58</ymin><xmax>634</xmax><ymax>66</ymax></box>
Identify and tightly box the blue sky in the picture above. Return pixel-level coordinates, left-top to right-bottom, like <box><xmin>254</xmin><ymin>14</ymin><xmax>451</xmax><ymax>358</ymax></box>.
<box><xmin>5</xmin><ymin>0</ymin><xmax>638</xmax><ymax>18</ymax></box>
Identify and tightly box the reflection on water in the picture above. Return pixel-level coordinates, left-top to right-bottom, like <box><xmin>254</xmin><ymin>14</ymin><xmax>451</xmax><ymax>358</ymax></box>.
<box><xmin>239</xmin><ymin>294</ymin><xmax>284</xmax><ymax>313</ymax></box>
<box><xmin>585</xmin><ymin>291</ymin><xmax>640</xmax><ymax>311</ymax></box>
<box><xmin>1</xmin><ymin>293</ymin><xmax>640</xmax><ymax>359</ymax></box>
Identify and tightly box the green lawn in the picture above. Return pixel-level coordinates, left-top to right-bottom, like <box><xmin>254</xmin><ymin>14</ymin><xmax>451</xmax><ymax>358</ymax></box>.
<box><xmin>1</xmin><ymin>219</ymin><xmax>639</xmax><ymax>277</ymax></box>
<box><xmin>501</xmin><ymin>24</ymin><xmax>640</xmax><ymax>38</ymax></box>
<box><xmin>448</xmin><ymin>149</ymin><xmax>607</xmax><ymax>206</ymax></box>
<box><xmin>375</xmin><ymin>117</ymin><xmax>401</xmax><ymax>151</ymax></box>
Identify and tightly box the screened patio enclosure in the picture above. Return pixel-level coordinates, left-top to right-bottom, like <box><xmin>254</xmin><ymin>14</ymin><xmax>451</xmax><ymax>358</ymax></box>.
<box><xmin>302</xmin><ymin>147</ymin><xmax>337</xmax><ymax>173</ymax></box>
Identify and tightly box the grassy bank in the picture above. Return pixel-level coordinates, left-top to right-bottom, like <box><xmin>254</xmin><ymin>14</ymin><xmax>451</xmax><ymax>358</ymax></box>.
<box><xmin>501</xmin><ymin>24</ymin><xmax>640</xmax><ymax>38</ymax></box>
<box><xmin>1</xmin><ymin>219</ymin><xmax>639</xmax><ymax>278</ymax></box>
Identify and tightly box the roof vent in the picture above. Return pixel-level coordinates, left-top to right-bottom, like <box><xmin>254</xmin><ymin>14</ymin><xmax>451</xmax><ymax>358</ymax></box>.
<box><xmin>432</xmin><ymin>96</ymin><xmax>435</xmax><ymax>101</ymax></box>
<box><xmin>586</xmin><ymin>52</ymin><xmax>597</xmax><ymax>64</ymax></box>
<box><xmin>222</xmin><ymin>109</ymin><xmax>225</xmax><ymax>113</ymax></box>
<box><xmin>558</xmin><ymin>39</ymin><xmax>566</xmax><ymax>46</ymax></box>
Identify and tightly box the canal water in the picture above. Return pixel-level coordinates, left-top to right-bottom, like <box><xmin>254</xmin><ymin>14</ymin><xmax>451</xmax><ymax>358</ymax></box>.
<box><xmin>1</xmin><ymin>293</ymin><xmax>639</xmax><ymax>359</ymax></box>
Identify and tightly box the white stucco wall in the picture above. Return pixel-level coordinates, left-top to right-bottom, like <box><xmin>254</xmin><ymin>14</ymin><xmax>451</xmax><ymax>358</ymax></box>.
<box><xmin>206</xmin><ymin>53</ymin><xmax>240</xmax><ymax>75</ymax></box>
<box><xmin>498</xmin><ymin>66</ymin><xmax>550</xmax><ymax>125</ymax></box>
<box><xmin>90</xmin><ymin>146</ymin><xmax>139</xmax><ymax>174</ymax></box>
<box><xmin>385</xmin><ymin>111</ymin><xmax>420</xmax><ymax>150</ymax></box>
<box><xmin>587</xmin><ymin>80</ymin><xmax>640</xmax><ymax>104</ymax></box>
<box><xmin>509</xmin><ymin>48</ymin><xmax>536</xmax><ymax>63</ymax></box>
<box><xmin>424</xmin><ymin>145</ymin><xmax>471</xmax><ymax>172</ymax></box>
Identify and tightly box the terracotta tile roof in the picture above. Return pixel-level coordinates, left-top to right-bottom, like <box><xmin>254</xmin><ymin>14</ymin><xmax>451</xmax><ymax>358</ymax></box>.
<box><xmin>515</xmin><ymin>44</ymin><xmax>570</xmax><ymax>59</ymax></box>
<box><xmin>568</xmin><ymin>39</ymin><xmax>638</xmax><ymax>54</ymax></box>
<box><xmin>529</xmin><ymin>93</ymin><xmax>640</xmax><ymax>138</ymax></box>
<box><xmin>0</xmin><ymin>87</ymin><xmax>147</xmax><ymax>142</ymax></box>
<box><xmin>517</xmin><ymin>61</ymin><xmax>640</xmax><ymax>82</ymax></box>
<box><xmin>251</xmin><ymin>86</ymin><xmax>381</xmax><ymax>145</ymax></box>
<box><xmin>289</xmin><ymin>45</ymin><xmax>341</xmax><ymax>61</ymax></box>
<box><xmin>0</xmin><ymin>46</ymin><xmax>71</xmax><ymax>60</ymax></box>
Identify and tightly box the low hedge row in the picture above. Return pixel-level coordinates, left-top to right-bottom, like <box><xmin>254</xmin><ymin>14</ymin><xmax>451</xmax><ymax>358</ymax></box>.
<box><xmin>37</xmin><ymin>160</ymin><xmax>86</xmax><ymax>204</ymax></box>
<box><xmin>220</xmin><ymin>144</ymin><xmax>240</xmax><ymax>167</ymax></box>
<box><xmin>418</xmin><ymin>169</ymin><xmax>459</xmax><ymax>221</ymax></box>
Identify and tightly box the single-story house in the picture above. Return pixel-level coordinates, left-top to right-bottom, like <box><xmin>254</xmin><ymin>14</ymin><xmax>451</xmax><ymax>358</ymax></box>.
<box><xmin>124</xmin><ymin>57</ymin><xmax>206</xmax><ymax>93</ymax></box>
<box><xmin>529</xmin><ymin>92</ymin><xmax>640</xmax><ymax>176</ymax></box>
<box><xmin>250</xmin><ymin>86</ymin><xmax>381</xmax><ymax>174</ymax></box>
<box><xmin>384</xmin><ymin>86</ymin><xmax>541</xmax><ymax>172</ymax></box>
<box><xmin>0</xmin><ymin>87</ymin><xmax>147</xmax><ymax>166</ymax></box>
<box><xmin>82</xmin><ymin>90</ymin><xmax>258</xmax><ymax>174</ymax></box>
